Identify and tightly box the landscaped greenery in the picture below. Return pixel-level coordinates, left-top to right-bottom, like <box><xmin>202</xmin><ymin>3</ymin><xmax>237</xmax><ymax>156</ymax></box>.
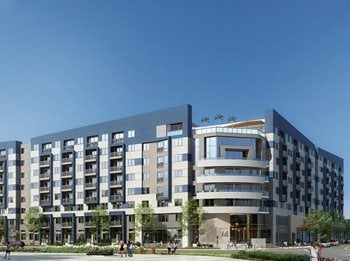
<box><xmin>231</xmin><ymin>250</ymin><xmax>309</xmax><ymax>261</ymax></box>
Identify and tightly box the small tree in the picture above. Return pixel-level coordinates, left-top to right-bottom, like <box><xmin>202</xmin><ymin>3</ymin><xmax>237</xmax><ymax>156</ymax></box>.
<box><xmin>214</xmin><ymin>113</ymin><xmax>224</xmax><ymax>123</ymax></box>
<box><xmin>91</xmin><ymin>206</ymin><xmax>110</xmax><ymax>245</ymax></box>
<box><xmin>134</xmin><ymin>203</ymin><xmax>156</xmax><ymax>244</ymax></box>
<box><xmin>304</xmin><ymin>209</ymin><xmax>332</xmax><ymax>240</ymax></box>
<box><xmin>0</xmin><ymin>215</ymin><xmax>6</xmax><ymax>243</ymax></box>
<box><xmin>201</xmin><ymin>116</ymin><xmax>210</xmax><ymax>125</ymax></box>
<box><xmin>227</xmin><ymin>115</ymin><xmax>237</xmax><ymax>123</ymax></box>
<box><xmin>181</xmin><ymin>199</ymin><xmax>205</xmax><ymax>244</ymax></box>
<box><xmin>24</xmin><ymin>207</ymin><xmax>44</xmax><ymax>244</ymax></box>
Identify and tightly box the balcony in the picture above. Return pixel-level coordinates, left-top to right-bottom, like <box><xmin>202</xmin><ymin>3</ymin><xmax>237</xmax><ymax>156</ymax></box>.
<box><xmin>42</xmin><ymin>148</ymin><xmax>52</xmax><ymax>154</ymax></box>
<box><xmin>40</xmin><ymin>173</ymin><xmax>50</xmax><ymax>179</ymax></box>
<box><xmin>87</xmin><ymin>142</ymin><xmax>98</xmax><ymax>148</ymax></box>
<box><xmin>259</xmin><ymin>206</ymin><xmax>269</xmax><ymax>213</ymax></box>
<box><xmin>110</xmin><ymin>151</ymin><xmax>123</xmax><ymax>158</ymax></box>
<box><xmin>61</xmin><ymin>158</ymin><xmax>73</xmax><ymax>165</ymax></box>
<box><xmin>112</xmin><ymin>138</ymin><xmax>124</xmax><ymax>144</ymax></box>
<box><xmin>0</xmin><ymin>178</ymin><xmax>3</xmax><ymax>184</ymax></box>
<box><xmin>61</xmin><ymin>222</ymin><xmax>73</xmax><ymax>228</ymax></box>
<box><xmin>196</xmin><ymin>173</ymin><xmax>266</xmax><ymax>185</ymax></box>
<box><xmin>85</xmin><ymin>183</ymin><xmax>96</xmax><ymax>189</ymax></box>
<box><xmin>193</xmin><ymin>126</ymin><xmax>265</xmax><ymax>137</ymax></box>
<box><xmin>110</xmin><ymin>220</ymin><xmax>122</xmax><ymax>226</ymax></box>
<box><xmin>63</xmin><ymin>145</ymin><xmax>74</xmax><ymax>151</ymax></box>
<box><xmin>261</xmin><ymin>191</ymin><xmax>269</xmax><ymax>198</ymax></box>
<box><xmin>110</xmin><ymin>180</ymin><xmax>122</xmax><ymax>187</ymax></box>
<box><xmin>62</xmin><ymin>171</ymin><xmax>73</xmax><ymax>178</ymax></box>
<box><xmin>85</xmin><ymin>197</ymin><xmax>97</xmax><ymax>203</ymax></box>
<box><xmin>196</xmin><ymin>190</ymin><xmax>263</xmax><ymax>200</ymax></box>
<box><xmin>62</xmin><ymin>184</ymin><xmax>73</xmax><ymax>191</ymax></box>
<box><xmin>294</xmin><ymin>198</ymin><xmax>300</xmax><ymax>204</ymax></box>
<box><xmin>280</xmin><ymin>194</ymin><xmax>287</xmax><ymax>202</ymax></box>
<box><xmin>0</xmin><ymin>167</ymin><xmax>4</xmax><ymax>172</ymax></box>
<box><xmin>110</xmin><ymin>166</ymin><xmax>122</xmax><ymax>173</ymax></box>
<box><xmin>85</xmin><ymin>154</ymin><xmax>97</xmax><ymax>162</ymax></box>
<box><xmin>40</xmin><ymin>160</ymin><xmax>50</xmax><ymax>167</ymax></box>
<box><xmin>0</xmin><ymin>190</ymin><xmax>3</xmax><ymax>196</ymax></box>
<box><xmin>110</xmin><ymin>195</ymin><xmax>123</xmax><ymax>201</ymax></box>
<box><xmin>62</xmin><ymin>198</ymin><xmax>73</xmax><ymax>204</ymax></box>
<box><xmin>197</xmin><ymin>157</ymin><xmax>268</xmax><ymax>169</ymax></box>
<box><xmin>296</xmin><ymin>184</ymin><xmax>301</xmax><ymax>191</ymax></box>
<box><xmin>85</xmin><ymin>169</ymin><xmax>97</xmax><ymax>176</ymax></box>
<box><xmin>39</xmin><ymin>186</ymin><xmax>50</xmax><ymax>193</ymax></box>
<box><xmin>85</xmin><ymin>221</ymin><xmax>95</xmax><ymax>227</ymax></box>
<box><xmin>40</xmin><ymin>199</ymin><xmax>51</xmax><ymax>205</ymax></box>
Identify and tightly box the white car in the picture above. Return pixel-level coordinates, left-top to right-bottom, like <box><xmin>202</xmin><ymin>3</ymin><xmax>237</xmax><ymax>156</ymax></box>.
<box><xmin>320</xmin><ymin>240</ymin><xmax>331</xmax><ymax>247</ymax></box>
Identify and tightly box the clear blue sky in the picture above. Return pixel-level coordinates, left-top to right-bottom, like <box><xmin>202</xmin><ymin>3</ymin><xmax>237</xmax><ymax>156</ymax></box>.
<box><xmin>1</xmin><ymin>1</ymin><xmax>349</xmax><ymax>216</ymax></box>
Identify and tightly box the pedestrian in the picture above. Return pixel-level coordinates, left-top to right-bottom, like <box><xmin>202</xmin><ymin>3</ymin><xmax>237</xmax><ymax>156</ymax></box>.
<box><xmin>304</xmin><ymin>241</ymin><xmax>318</xmax><ymax>261</ymax></box>
<box><xmin>4</xmin><ymin>241</ymin><xmax>11</xmax><ymax>260</ymax></box>
<box><xmin>119</xmin><ymin>240</ymin><xmax>125</xmax><ymax>257</ymax></box>
<box><xmin>234</xmin><ymin>240</ymin><xmax>237</xmax><ymax>249</ymax></box>
<box><xmin>167</xmin><ymin>241</ymin><xmax>171</xmax><ymax>255</ymax></box>
<box><xmin>128</xmin><ymin>241</ymin><xmax>134</xmax><ymax>257</ymax></box>
<box><xmin>173</xmin><ymin>242</ymin><xmax>177</xmax><ymax>255</ymax></box>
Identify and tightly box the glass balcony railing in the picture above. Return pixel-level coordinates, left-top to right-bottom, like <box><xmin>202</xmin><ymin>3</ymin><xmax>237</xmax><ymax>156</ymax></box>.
<box><xmin>194</xmin><ymin>127</ymin><xmax>265</xmax><ymax>137</ymax></box>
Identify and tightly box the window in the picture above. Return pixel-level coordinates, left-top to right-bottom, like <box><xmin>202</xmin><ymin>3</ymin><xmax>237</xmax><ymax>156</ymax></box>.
<box><xmin>127</xmin><ymin>159</ymin><xmax>135</xmax><ymax>166</ymax></box>
<box><xmin>77</xmin><ymin>192</ymin><xmax>83</xmax><ymax>199</ymax></box>
<box><xmin>101</xmin><ymin>148</ymin><xmax>108</xmax><ymax>155</ymax></box>
<box><xmin>64</xmin><ymin>139</ymin><xmax>74</xmax><ymax>148</ymax></box>
<box><xmin>55</xmin><ymin>193</ymin><xmax>60</xmax><ymax>200</ymax></box>
<box><xmin>143</xmin><ymin>158</ymin><xmax>149</xmax><ymax>166</ymax></box>
<box><xmin>101</xmin><ymin>162</ymin><xmax>108</xmax><ymax>169</ymax></box>
<box><xmin>54</xmin><ymin>141</ymin><xmax>60</xmax><ymax>148</ymax></box>
<box><xmin>33</xmin><ymin>144</ymin><xmax>39</xmax><ymax>151</ymax></box>
<box><xmin>54</xmin><ymin>167</ymin><xmax>60</xmax><ymax>174</ymax></box>
<box><xmin>77</xmin><ymin>137</ymin><xmax>83</xmax><ymax>145</ymax></box>
<box><xmin>102</xmin><ymin>134</ymin><xmax>108</xmax><ymax>141</ymax></box>
<box><xmin>102</xmin><ymin>190</ymin><xmax>108</xmax><ymax>197</ymax></box>
<box><xmin>157</xmin><ymin>140</ymin><xmax>168</xmax><ymax>152</ymax></box>
<box><xmin>175</xmin><ymin>199</ymin><xmax>183</xmax><ymax>206</ymax></box>
<box><xmin>128</xmin><ymin>130</ymin><xmax>135</xmax><ymax>138</ymax></box>
<box><xmin>128</xmin><ymin>145</ymin><xmax>136</xmax><ymax>151</ymax></box>
<box><xmin>128</xmin><ymin>188</ymin><xmax>135</xmax><ymax>195</ymax></box>
<box><xmin>157</xmin><ymin>172</ymin><xmax>164</xmax><ymax>183</ymax></box>
<box><xmin>54</xmin><ymin>154</ymin><xmax>60</xmax><ymax>161</ymax></box>
<box><xmin>143</xmin><ymin>173</ymin><xmax>149</xmax><ymax>180</ymax></box>
<box><xmin>158</xmin><ymin>214</ymin><xmax>168</xmax><ymax>222</ymax></box>
<box><xmin>173</xmin><ymin>138</ymin><xmax>183</xmax><ymax>147</ymax></box>
<box><xmin>174</xmin><ymin>170</ymin><xmax>183</xmax><ymax>177</ymax></box>
<box><xmin>112</xmin><ymin>132</ymin><xmax>124</xmax><ymax>141</ymax></box>
<box><xmin>87</xmin><ymin>136</ymin><xmax>98</xmax><ymax>144</ymax></box>
<box><xmin>126</xmin><ymin>173</ymin><xmax>135</xmax><ymax>181</ymax></box>
<box><xmin>76</xmin><ymin>151</ymin><xmax>83</xmax><ymax>158</ymax></box>
<box><xmin>175</xmin><ymin>213</ymin><xmax>181</xmax><ymax>222</ymax></box>
<box><xmin>143</xmin><ymin>143</ymin><xmax>150</xmax><ymax>151</ymax></box>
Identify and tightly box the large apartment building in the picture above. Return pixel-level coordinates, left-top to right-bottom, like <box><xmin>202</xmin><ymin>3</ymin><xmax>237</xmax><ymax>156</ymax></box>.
<box><xmin>0</xmin><ymin>104</ymin><xmax>344</xmax><ymax>247</ymax></box>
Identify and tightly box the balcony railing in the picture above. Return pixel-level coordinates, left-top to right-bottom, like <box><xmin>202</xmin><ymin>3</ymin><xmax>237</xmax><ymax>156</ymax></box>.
<box><xmin>194</xmin><ymin>126</ymin><xmax>265</xmax><ymax>137</ymax></box>
<box><xmin>62</xmin><ymin>171</ymin><xmax>73</xmax><ymax>177</ymax></box>
<box><xmin>61</xmin><ymin>222</ymin><xmax>73</xmax><ymax>227</ymax></box>
<box><xmin>110</xmin><ymin>220</ymin><xmax>122</xmax><ymax>226</ymax></box>
<box><xmin>85</xmin><ymin>155</ymin><xmax>97</xmax><ymax>161</ymax></box>
<box><xmin>85</xmin><ymin>197</ymin><xmax>97</xmax><ymax>203</ymax></box>
<box><xmin>110</xmin><ymin>180</ymin><xmax>122</xmax><ymax>186</ymax></box>
<box><xmin>62</xmin><ymin>198</ymin><xmax>73</xmax><ymax>204</ymax></box>
<box><xmin>62</xmin><ymin>184</ymin><xmax>73</xmax><ymax>190</ymax></box>
<box><xmin>61</xmin><ymin>158</ymin><xmax>73</xmax><ymax>164</ymax></box>
<box><xmin>42</xmin><ymin>148</ymin><xmax>52</xmax><ymax>154</ymax></box>
<box><xmin>112</xmin><ymin>138</ymin><xmax>124</xmax><ymax>144</ymax></box>
<box><xmin>39</xmin><ymin>186</ymin><xmax>50</xmax><ymax>192</ymax></box>
<box><xmin>85</xmin><ymin>183</ymin><xmax>96</xmax><ymax>188</ymax></box>
<box><xmin>40</xmin><ymin>199</ymin><xmax>50</xmax><ymax>205</ymax></box>
<box><xmin>40</xmin><ymin>160</ymin><xmax>50</xmax><ymax>166</ymax></box>
<box><xmin>0</xmin><ymin>167</ymin><xmax>4</xmax><ymax>172</ymax></box>
<box><xmin>63</xmin><ymin>145</ymin><xmax>74</xmax><ymax>150</ymax></box>
<box><xmin>110</xmin><ymin>166</ymin><xmax>123</xmax><ymax>172</ymax></box>
<box><xmin>110</xmin><ymin>151</ymin><xmax>123</xmax><ymax>158</ymax></box>
<box><xmin>40</xmin><ymin>173</ymin><xmax>50</xmax><ymax>179</ymax></box>
<box><xmin>259</xmin><ymin>206</ymin><xmax>269</xmax><ymax>213</ymax></box>
<box><xmin>85</xmin><ymin>169</ymin><xmax>97</xmax><ymax>175</ymax></box>
<box><xmin>110</xmin><ymin>195</ymin><xmax>123</xmax><ymax>201</ymax></box>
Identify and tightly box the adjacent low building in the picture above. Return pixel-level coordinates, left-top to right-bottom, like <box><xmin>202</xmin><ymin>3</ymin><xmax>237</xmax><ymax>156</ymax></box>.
<box><xmin>0</xmin><ymin>105</ymin><xmax>344</xmax><ymax>247</ymax></box>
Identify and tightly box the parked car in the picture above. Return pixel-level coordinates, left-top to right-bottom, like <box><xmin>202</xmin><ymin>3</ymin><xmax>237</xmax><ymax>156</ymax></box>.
<box><xmin>330</xmin><ymin>240</ymin><xmax>339</xmax><ymax>246</ymax></box>
<box><xmin>320</xmin><ymin>240</ymin><xmax>331</xmax><ymax>248</ymax></box>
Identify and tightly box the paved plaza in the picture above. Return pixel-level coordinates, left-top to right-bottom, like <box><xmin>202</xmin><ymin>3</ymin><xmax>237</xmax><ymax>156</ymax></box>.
<box><xmin>0</xmin><ymin>253</ymin><xmax>241</xmax><ymax>261</ymax></box>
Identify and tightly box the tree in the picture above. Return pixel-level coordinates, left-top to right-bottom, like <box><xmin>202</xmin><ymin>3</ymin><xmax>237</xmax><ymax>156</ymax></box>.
<box><xmin>0</xmin><ymin>215</ymin><xmax>6</xmax><ymax>243</ymax></box>
<box><xmin>214</xmin><ymin>113</ymin><xmax>224</xmax><ymax>122</ymax></box>
<box><xmin>227</xmin><ymin>115</ymin><xmax>237</xmax><ymax>123</ymax></box>
<box><xmin>24</xmin><ymin>207</ymin><xmax>44</xmax><ymax>243</ymax></box>
<box><xmin>91</xmin><ymin>206</ymin><xmax>110</xmax><ymax>245</ymax></box>
<box><xmin>134</xmin><ymin>203</ymin><xmax>156</xmax><ymax>243</ymax></box>
<box><xmin>303</xmin><ymin>209</ymin><xmax>333</xmax><ymax>240</ymax></box>
<box><xmin>181</xmin><ymin>199</ymin><xmax>205</xmax><ymax>244</ymax></box>
<box><xmin>200</xmin><ymin>116</ymin><xmax>210</xmax><ymax>125</ymax></box>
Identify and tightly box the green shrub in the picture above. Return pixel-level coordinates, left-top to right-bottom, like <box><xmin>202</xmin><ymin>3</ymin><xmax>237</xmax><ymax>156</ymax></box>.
<box><xmin>86</xmin><ymin>247</ymin><xmax>114</xmax><ymax>256</ymax></box>
<box><xmin>231</xmin><ymin>250</ymin><xmax>309</xmax><ymax>261</ymax></box>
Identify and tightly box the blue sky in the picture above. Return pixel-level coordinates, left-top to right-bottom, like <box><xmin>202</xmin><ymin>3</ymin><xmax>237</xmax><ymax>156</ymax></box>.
<box><xmin>1</xmin><ymin>1</ymin><xmax>349</xmax><ymax>216</ymax></box>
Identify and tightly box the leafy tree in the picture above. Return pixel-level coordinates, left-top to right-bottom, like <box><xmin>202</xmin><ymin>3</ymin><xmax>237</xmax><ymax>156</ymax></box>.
<box><xmin>214</xmin><ymin>113</ymin><xmax>224</xmax><ymax>122</ymax></box>
<box><xmin>24</xmin><ymin>207</ymin><xmax>44</xmax><ymax>243</ymax></box>
<box><xmin>91</xmin><ymin>206</ymin><xmax>110</xmax><ymax>245</ymax></box>
<box><xmin>181</xmin><ymin>199</ymin><xmax>205</xmax><ymax>243</ymax></box>
<box><xmin>303</xmin><ymin>209</ymin><xmax>332</xmax><ymax>240</ymax></box>
<box><xmin>227</xmin><ymin>115</ymin><xmax>237</xmax><ymax>123</ymax></box>
<box><xmin>200</xmin><ymin>116</ymin><xmax>210</xmax><ymax>125</ymax></box>
<box><xmin>0</xmin><ymin>215</ymin><xmax>6</xmax><ymax>243</ymax></box>
<box><xmin>134</xmin><ymin>203</ymin><xmax>156</xmax><ymax>243</ymax></box>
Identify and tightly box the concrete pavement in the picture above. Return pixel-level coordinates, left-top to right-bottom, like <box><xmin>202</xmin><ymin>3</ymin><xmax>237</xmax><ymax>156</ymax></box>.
<box><xmin>1</xmin><ymin>252</ymin><xmax>243</xmax><ymax>261</ymax></box>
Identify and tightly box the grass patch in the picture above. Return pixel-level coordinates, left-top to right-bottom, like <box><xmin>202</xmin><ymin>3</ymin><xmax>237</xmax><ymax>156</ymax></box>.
<box><xmin>231</xmin><ymin>250</ymin><xmax>309</xmax><ymax>261</ymax></box>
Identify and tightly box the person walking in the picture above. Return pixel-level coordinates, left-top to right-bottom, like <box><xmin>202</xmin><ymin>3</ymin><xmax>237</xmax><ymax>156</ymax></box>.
<box><xmin>4</xmin><ymin>241</ymin><xmax>11</xmax><ymax>260</ymax></box>
<box><xmin>304</xmin><ymin>242</ymin><xmax>318</xmax><ymax>261</ymax></box>
<box><xmin>173</xmin><ymin>242</ymin><xmax>177</xmax><ymax>255</ymax></box>
<box><xmin>119</xmin><ymin>240</ymin><xmax>125</xmax><ymax>257</ymax></box>
<box><xmin>129</xmin><ymin>241</ymin><xmax>134</xmax><ymax>257</ymax></box>
<box><xmin>167</xmin><ymin>241</ymin><xmax>171</xmax><ymax>255</ymax></box>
